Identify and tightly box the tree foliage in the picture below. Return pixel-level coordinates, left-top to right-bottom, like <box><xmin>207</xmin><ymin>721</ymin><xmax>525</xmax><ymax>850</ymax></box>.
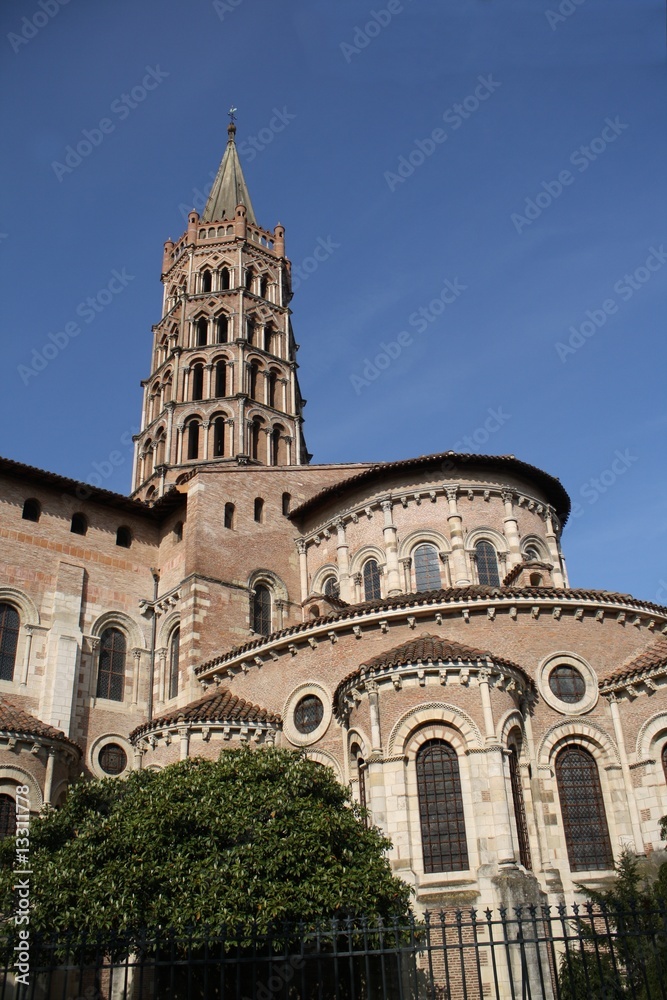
<box><xmin>557</xmin><ymin>849</ymin><xmax>667</xmax><ymax>1000</ymax></box>
<box><xmin>0</xmin><ymin>748</ymin><xmax>411</xmax><ymax>939</ymax></box>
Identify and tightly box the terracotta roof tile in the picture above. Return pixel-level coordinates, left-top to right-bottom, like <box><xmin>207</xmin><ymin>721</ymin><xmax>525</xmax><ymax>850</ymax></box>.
<box><xmin>602</xmin><ymin>636</ymin><xmax>667</xmax><ymax>688</ymax></box>
<box><xmin>130</xmin><ymin>686</ymin><xmax>281</xmax><ymax>740</ymax></box>
<box><xmin>288</xmin><ymin>452</ymin><xmax>571</xmax><ymax>524</ymax></box>
<box><xmin>0</xmin><ymin>698</ymin><xmax>81</xmax><ymax>752</ymax></box>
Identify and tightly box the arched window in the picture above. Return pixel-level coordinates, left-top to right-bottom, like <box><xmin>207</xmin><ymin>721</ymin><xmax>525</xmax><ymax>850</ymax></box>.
<box><xmin>224</xmin><ymin>502</ymin><xmax>235</xmax><ymax>530</ymax></box>
<box><xmin>96</xmin><ymin>627</ymin><xmax>126</xmax><ymax>702</ymax></box>
<box><xmin>508</xmin><ymin>740</ymin><xmax>531</xmax><ymax>869</ymax></box>
<box><xmin>191</xmin><ymin>363</ymin><xmax>204</xmax><ymax>402</ymax></box>
<box><xmin>270</xmin><ymin>426</ymin><xmax>285</xmax><ymax>465</ymax></box>
<box><xmin>216</xmin><ymin>315</ymin><xmax>228</xmax><ymax>343</ymax></box>
<box><xmin>70</xmin><ymin>512</ymin><xmax>88</xmax><ymax>536</ymax></box>
<box><xmin>413</xmin><ymin>544</ymin><xmax>441</xmax><ymax>592</ymax></box>
<box><xmin>115</xmin><ymin>526</ymin><xmax>132</xmax><ymax>548</ymax></box>
<box><xmin>416</xmin><ymin>740</ymin><xmax>469</xmax><ymax>873</ymax></box>
<box><xmin>0</xmin><ymin>794</ymin><xmax>16</xmax><ymax>840</ymax></box>
<box><xmin>252</xmin><ymin>584</ymin><xmax>271</xmax><ymax>636</ymax></box>
<box><xmin>555</xmin><ymin>745</ymin><xmax>613</xmax><ymax>872</ymax></box>
<box><xmin>196</xmin><ymin>317</ymin><xmax>208</xmax><ymax>347</ymax></box>
<box><xmin>22</xmin><ymin>498</ymin><xmax>41</xmax><ymax>522</ymax></box>
<box><xmin>475</xmin><ymin>540</ymin><xmax>500</xmax><ymax>586</ymax></box>
<box><xmin>154</xmin><ymin>429</ymin><xmax>166</xmax><ymax>467</ymax></box>
<box><xmin>265</xmin><ymin>325</ymin><xmax>276</xmax><ymax>354</ymax></box>
<box><xmin>245</xmin><ymin>267</ymin><xmax>254</xmax><ymax>291</ymax></box>
<box><xmin>220</xmin><ymin>267</ymin><xmax>230</xmax><ymax>290</ymax></box>
<box><xmin>268</xmin><ymin>371</ymin><xmax>279</xmax><ymax>409</ymax></box>
<box><xmin>250</xmin><ymin>419</ymin><xmax>263</xmax><ymax>461</ymax></box>
<box><xmin>214</xmin><ymin>361</ymin><xmax>226</xmax><ymax>397</ymax></box>
<box><xmin>323</xmin><ymin>576</ymin><xmax>340</xmax><ymax>599</ymax></box>
<box><xmin>213</xmin><ymin>416</ymin><xmax>226</xmax><ymax>457</ymax></box>
<box><xmin>0</xmin><ymin>603</ymin><xmax>20</xmax><ymax>682</ymax></box>
<box><xmin>282</xmin><ymin>492</ymin><xmax>291</xmax><ymax>516</ymax></box>
<box><xmin>249</xmin><ymin>362</ymin><xmax>260</xmax><ymax>400</ymax></box>
<box><xmin>363</xmin><ymin>559</ymin><xmax>382</xmax><ymax>601</ymax></box>
<box><xmin>201</xmin><ymin>269</ymin><xmax>212</xmax><ymax>293</ymax></box>
<box><xmin>168</xmin><ymin>627</ymin><xmax>180</xmax><ymax>700</ymax></box>
<box><xmin>259</xmin><ymin>275</ymin><xmax>268</xmax><ymax>299</ymax></box>
<box><xmin>662</xmin><ymin>744</ymin><xmax>667</xmax><ymax>784</ymax></box>
<box><xmin>254</xmin><ymin>498</ymin><xmax>264</xmax><ymax>523</ymax></box>
<box><xmin>187</xmin><ymin>421</ymin><xmax>200</xmax><ymax>460</ymax></box>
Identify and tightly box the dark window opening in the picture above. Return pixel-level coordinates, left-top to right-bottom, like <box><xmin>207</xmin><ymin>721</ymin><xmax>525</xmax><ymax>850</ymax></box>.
<box><xmin>260</xmin><ymin>275</ymin><xmax>268</xmax><ymax>298</ymax></box>
<box><xmin>294</xmin><ymin>694</ymin><xmax>324</xmax><ymax>735</ymax></box>
<box><xmin>115</xmin><ymin>526</ymin><xmax>132</xmax><ymax>548</ymax></box>
<box><xmin>414</xmin><ymin>544</ymin><xmax>441</xmax><ymax>592</ymax></box>
<box><xmin>363</xmin><ymin>559</ymin><xmax>382</xmax><ymax>601</ymax></box>
<box><xmin>191</xmin><ymin>364</ymin><xmax>204</xmax><ymax>401</ymax></box>
<box><xmin>196</xmin><ymin>317</ymin><xmax>208</xmax><ymax>347</ymax></box>
<box><xmin>70</xmin><ymin>512</ymin><xmax>88</xmax><ymax>536</ymax></box>
<box><xmin>508</xmin><ymin>742</ymin><xmax>532</xmax><ymax>869</ymax></box>
<box><xmin>216</xmin><ymin>315</ymin><xmax>228</xmax><ymax>343</ymax></box>
<box><xmin>213</xmin><ymin>417</ymin><xmax>226</xmax><ymax>457</ymax></box>
<box><xmin>475</xmin><ymin>540</ymin><xmax>500</xmax><ymax>586</ymax></box>
<box><xmin>556</xmin><ymin>744</ymin><xmax>613</xmax><ymax>872</ymax></box>
<box><xmin>220</xmin><ymin>267</ymin><xmax>230</xmax><ymax>290</ymax></box>
<box><xmin>282</xmin><ymin>492</ymin><xmax>291</xmax><ymax>516</ymax></box>
<box><xmin>549</xmin><ymin>665</ymin><xmax>586</xmax><ymax>704</ymax></box>
<box><xmin>201</xmin><ymin>270</ymin><xmax>212</xmax><ymax>293</ymax></box>
<box><xmin>0</xmin><ymin>603</ymin><xmax>20</xmax><ymax>682</ymax></box>
<box><xmin>187</xmin><ymin>422</ymin><xmax>200</xmax><ymax>460</ymax></box>
<box><xmin>214</xmin><ymin>362</ymin><xmax>226</xmax><ymax>398</ymax></box>
<box><xmin>254</xmin><ymin>497</ymin><xmax>264</xmax><ymax>523</ymax></box>
<box><xmin>99</xmin><ymin>743</ymin><xmax>127</xmax><ymax>775</ymax></box>
<box><xmin>252</xmin><ymin>584</ymin><xmax>271</xmax><ymax>636</ymax></box>
<box><xmin>173</xmin><ymin>521</ymin><xmax>183</xmax><ymax>542</ymax></box>
<box><xmin>323</xmin><ymin>576</ymin><xmax>339</xmax><ymax>599</ymax></box>
<box><xmin>168</xmin><ymin>628</ymin><xmax>180</xmax><ymax>700</ymax></box>
<box><xmin>22</xmin><ymin>498</ymin><xmax>41</xmax><ymax>522</ymax></box>
<box><xmin>417</xmin><ymin>740</ymin><xmax>469</xmax><ymax>873</ymax></box>
<box><xmin>0</xmin><ymin>794</ymin><xmax>17</xmax><ymax>840</ymax></box>
<box><xmin>96</xmin><ymin>628</ymin><xmax>126</xmax><ymax>702</ymax></box>
<box><xmin>224</xmin><ymin>502</ymin><xmax>235</xmax><ymax>530</ymax></box>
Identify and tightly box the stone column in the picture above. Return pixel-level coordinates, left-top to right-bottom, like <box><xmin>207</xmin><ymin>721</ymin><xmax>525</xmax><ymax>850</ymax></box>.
<box><xmin>179</xmin><ymin>726</ymin><xmax>190</xmax><ymax>761</ymax></box>
<box><xmin>202</xmin><ymin>420</ymin><xmax>210</xmax><ymax>460</ymax></box>
<box><xmin>205</xmin><ymin>363</ymin><xmax>213</xmax><ymax>400</ymax></box>
<box><xmin>545</xmin><ymin>507</ymin><xmax>565</xmax><ymax>587</ymax></box>
<box><xmin>479</xmin><ymin>669</ymin><xmax>515</xmax><ymax>864</ymax></box>
<box><xmin>478</xmin><ymin>668</ymin><xmax>496</xmax><ymax>742</ymax></box>
<box><xmin>501</xmin><ymin>490</ymin><xmax>523</xmax><ymax>569</ymax></box>
<box><xmin>351</xmin><ymin>572</ymin><xmax>362</xmax><ymax>603</ymax></box>
<box><xmin>165</xmin><ymin>401</ymin><xmax>175</xmax><ymax>465</ymax></box>
<box><xmin>521</xmin><ymin>705</ymin><xmax>547</xmax><ymax>871</ymax></box>
<box><xmin>43</xmin><ymin>748</ymin><xmax>56</xmax><ymax>807</ymax></box>
<box><xmin>608</xmin><ymin>695</ymin><xmax>645</xmax><ymax>854</ymax></box>
<box><xmin>335</xmin><ymin>519</ymin><xmax>352</xmax><ymax>601</ymax></box>
<box><xmin>400</xmin><ymin>557</ymin><xmax>412</xmax><ymax>593</ymax></box>
<box><xmin>156</xmin><ymin>647</ymin><xmax>168</xmax><ymax>706</ymax></box>
<box><xmin>367</xmin><ymin>680</ymin><xmax>382</xmax><ymax>753</ymax></box>
<box><xmin>381</xmin><ymin>501</ymin><xmax>401</xmax><ymax>595</ymax></box>
<box><xmin>20</xmin><ymin>626</ymin><xmax>34</xmax><ymax>687</ymax></box>
<box><xmin>297</xmin><ymin>540</ymin><xmax>309</xmax><ymax>602</ymax></box>
<box><xmin>131</xmin><ymin>650</ymin><xmax>142</xmax><ymax>706</ymax></box>
<box><xmin>133</xmin><ymin>745</ymin><xmax>144</xmax><ymax>771</ymax></box>
<box><xmin>446</xmin><ymin>488</ymin><xmax>470</xmax><ymax>585</ymax></box>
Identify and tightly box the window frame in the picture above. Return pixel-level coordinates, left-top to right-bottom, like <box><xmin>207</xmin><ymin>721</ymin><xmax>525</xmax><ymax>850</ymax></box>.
<box><xmin>0</xmin><ymin>602</ymin><xmax>20</xmax><ymax>682</ymax></box>
<box><xmin>95</xmin><ymin>627</ymin><xmax>127</xmax><ymax>702</ymax></box>
<box><xmin>555</xmin><ymin>743</ymin><xmax>614</xmax><ymax>873</ymax></box>
<box><xmin>416</xmin><ymin>739</ymin><xmax>470</xmax><ymax>874</ymax></box>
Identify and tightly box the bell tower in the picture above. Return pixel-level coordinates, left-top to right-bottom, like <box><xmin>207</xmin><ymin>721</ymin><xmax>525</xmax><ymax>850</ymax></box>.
<box><xmin>132</xmin><ymin>116</ymin><xmax>309</xmax><ymax>500</ymax></box>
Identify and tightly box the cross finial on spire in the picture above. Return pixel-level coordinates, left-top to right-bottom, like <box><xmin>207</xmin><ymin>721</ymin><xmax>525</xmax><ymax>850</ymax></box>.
<box><xmin>227</xmin><ymin>106</ymin><xmax>237</xmax><ymax>143</ymax></box>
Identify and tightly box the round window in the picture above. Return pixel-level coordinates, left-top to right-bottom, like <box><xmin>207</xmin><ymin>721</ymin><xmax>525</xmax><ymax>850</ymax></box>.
<box><xmin>549</xmin><ymin>665</ymin><xmax>586</xmax><ymax>704</ymax></box>
<box><xmin>99</xmin><ymin>743</ymin><xmax>128</xmax><ymax>775</ymax></box>
<box><xmin>294</xmin><ymin>695</ymin><xmax>324</xmax><ymax>735</ymax></box>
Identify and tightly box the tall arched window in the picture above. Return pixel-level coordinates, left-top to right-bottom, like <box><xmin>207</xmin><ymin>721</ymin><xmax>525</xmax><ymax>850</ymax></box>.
<box><xmin>259</xmin><ymin>275</ymin><xmax>268</xmax><ymax>299</ymax></box>
<box><xmin>168</xmin><ymin>627</ymin><xmax>180</xmax><ymax>700</ymax></box>
<box><xmin>201</xmin><ymin>270</ymin><xmax>212</xmax><ymax>293</ymax></box>
<box><xmin>475</xmin><ymin>540</ymin><xmax>500</xmax><ymax>586</ymax></box>
<box><xmin>508</xmin><ymin>740</ymin><xmax>531</xmax><ymax>869</ymax></box>
<box><xmin>555</xmin><ymin>745</ymin><xmax>613</xmax><ymax>872</ymax></box>
<box><xmin>252</xmin><ymin>585</ymin><xmax>271</xmax><ymax>636</ymax></box>
<box><xmin>268</xmin><ymin>371</ymin><xmax>279</xmax><ymax>409</ymax></box>
<box><xmin>224</xmin><ymin>503</ymin><xmax>235</xmax><ymax>530</ymax></box>
<box><xmin>220</xmin><ymin>267</ymin><xmax>230</xmax><ymax>290</ymax></box>
<box><xmin>245</xmin><ymin>267</ymin><xmax>254</xmax><ymax>291</ymax></box>
<box><xmin>214</xmin><ymin>361</ymin><xmax>226</xmax><ymax>397</ymax></box>
<box><xmin>413</xmin><ymin>544</ymin><xmax>441</xmax><ymax>592</ymax></box>
<box><xmin>416</xmin><ymin>740</ymin><xmax>469</xmax><ymax>873</ymax></box>
<box><xmin>115</xmin><ymin>526</ymin><xmax>132</xmax><ymax>549</ymax></box>
<box><xmin>187</xmin><ymin>421</ymin><xmax>200</xmax><ymax>460</ymax></box>
<box><xmin>213</xmin><ymin>417</ymin><xmax>226</xmax><ymax>457</ymax></box>
<box><xmin>22</xmin><ymin>498</ymin><xmax>41</xmax><ymax>522</ymax></box>
<box><xmin>216</xmin><ymin>315</ymin><xmax>228</xmax><ymax>343</ymax></box>
<box><xmin>254</xmin><ymin>497</ymin><xmax>264</xmax><ymax>523</ymax></box>
<box><xmin>191</xmin><ymin>363</ymin><xmax>204</xmax><ymax>402</ymax></box>
<box><xmin>70</xmin><ymin>512</ymin><xmax>88</xmax><ymax>536</ymax></box>
<box><xmin>196</xmin><ymin>317</ymin><xmax>208</xmax><ymax>347</ymax></box>
<box><xmin>250</xmin><ymin>419</ymin><xmax>263</xmax><ymax>461</ymax></box>
<box><xmin>271</xmin><ymin>426</ymin><xmax>285</xmax><ymax>465</ymax></box>
<box><xmin>0</xmin><ymin>603</ymin><xmax>20</xmax><ymax>682</ymax></box>
<box><xmin>282</xmin><ymin>492</ymin><xmax>291</xmax><ymax>516</ymax></box>
<box><xmin>0</xmin><ymin>794</ymin><xmax>16</xmax><ymax>840</ymax></box>
<box><xmin>363</xmin><ymin>559</ymin><xmax>382</xmax><ymax>601</ymax></box>
<box><xmin>249</xmin><ymin>362</ymin><xmax>260</xmax><ymax>400</ymax></box>
<box><xmin>96</xmin><ymin>627</ymin><xmax>126</xmax><ymax>702</ymax></box>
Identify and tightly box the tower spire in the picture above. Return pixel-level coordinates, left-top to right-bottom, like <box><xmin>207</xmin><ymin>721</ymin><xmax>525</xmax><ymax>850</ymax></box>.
<box><xmin>201</xmin><ymin>108</ymin><xmax>256</xmax><ymax>224</ymax></box>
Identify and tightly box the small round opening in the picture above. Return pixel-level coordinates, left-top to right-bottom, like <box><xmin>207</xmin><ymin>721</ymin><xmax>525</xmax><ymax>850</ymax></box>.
<box><xmin>549</xmin><ymin>665</ymin><xmax>586</xmax><ymax>704</ymax></box>
<box><xmin>293</xmin><ymin>695</ymin><xmax>324</xmax><ymax>735</ymax></box>
<box><xmin>99</xmin><ymin>743</ymin><xmax>128</xmax><ymax>775</ymax></box>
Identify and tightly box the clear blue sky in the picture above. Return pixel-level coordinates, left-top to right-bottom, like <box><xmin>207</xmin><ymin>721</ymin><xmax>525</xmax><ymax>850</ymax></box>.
<box><xmin>0</xmin><ymin>0</ymin><xmax>665</xmax><ymax>602</ymax></box>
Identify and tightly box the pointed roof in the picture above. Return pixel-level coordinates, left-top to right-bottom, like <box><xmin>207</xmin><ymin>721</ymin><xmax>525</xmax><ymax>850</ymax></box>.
<box><xmin>129</xmin><ymin>686</ymin><xmax>280</xmax><ymax>740</ymax></box>
<box><xmin>0</xmin><ymin>697</ymin><xmax>81</xmax><ymax>753</ymax></box>
<box><xmin>201</xmin><ymin>122</ymin><xmax>256</xmax><ymax>225</ymax></box>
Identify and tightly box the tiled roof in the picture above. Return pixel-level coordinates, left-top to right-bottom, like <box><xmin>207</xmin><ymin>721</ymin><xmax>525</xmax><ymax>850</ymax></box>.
<box><xmin>130</xmin><ymin>686</ymin><xmax>281</xmax><ymax>739</ymax></box>
<box><xmin>0</xmin><ymin>698</ymin><xmax>81</xmax><ymax>752</ymax></box>
<box><xmin>601</xmin><ymin>636</ymin><xmax>667</xmax><ymax>688</ymax></box>
<box><xmin>288</xmin><ymin>452</ymin><xmax>571</xmax><ymax>524</ymax></box>
<box><xmin>0</xmin><ymin>455</ymin><xmax>184</xmax><ymax>519</ymax></box>
<box><xmin>335</xmin><ymin>634</ymin><xmax>527</xmax><ymax>694</ymax></box>
<box><xmin>195</xmin><ymin>586</ymin><xmax>667</xmax><ymax>676</ymax></box>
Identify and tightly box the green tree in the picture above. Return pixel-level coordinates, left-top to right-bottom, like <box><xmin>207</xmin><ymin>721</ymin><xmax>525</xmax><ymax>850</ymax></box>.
<box><xmin>557</xmin><ymin>849</ymin><xmax>667</xmax><ymax>1000</ymax></box>
<box><xmin>0</xmin><ymin>748</ymin><xmax>411</xmax><ymax>942</ymax></box>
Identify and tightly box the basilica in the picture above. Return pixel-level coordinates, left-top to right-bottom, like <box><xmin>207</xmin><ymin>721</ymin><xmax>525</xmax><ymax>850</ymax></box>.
<box><xmin>1</xmin><ymin>121</ymin><xmax>666</xmax><ymax>913</ymax></box>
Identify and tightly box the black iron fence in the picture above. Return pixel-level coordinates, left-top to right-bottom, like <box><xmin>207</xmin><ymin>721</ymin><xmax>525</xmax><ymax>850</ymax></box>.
<box><xmin>3</xmin><ymin>903</ymin><xmax>667</xmax><ymax>1000</ymax></box>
